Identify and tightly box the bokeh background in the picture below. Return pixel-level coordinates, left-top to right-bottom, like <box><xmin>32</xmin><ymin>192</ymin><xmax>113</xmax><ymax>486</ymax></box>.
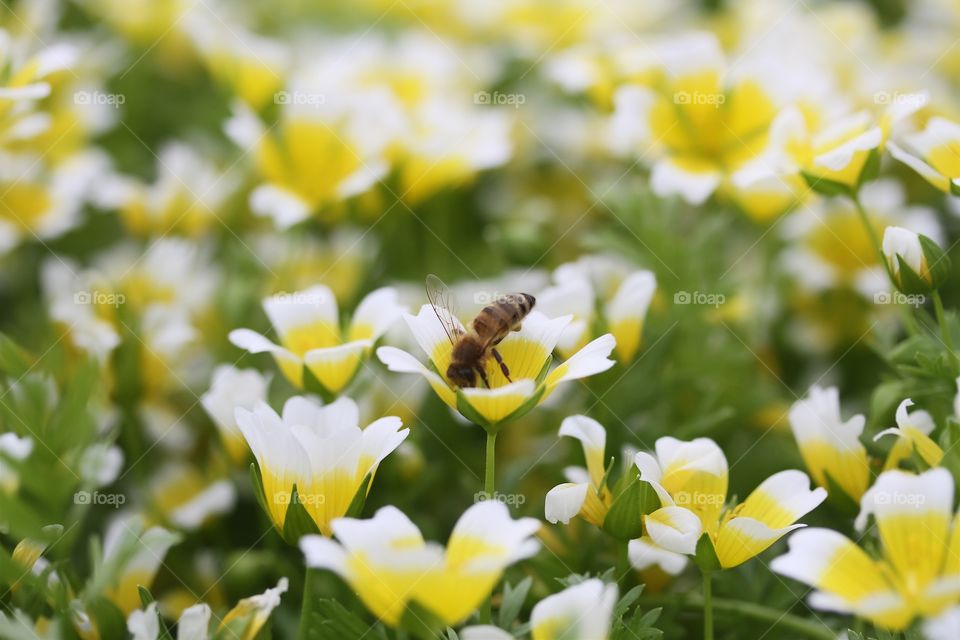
<box><xmin>2</xmin><ymin>0</ymin><xmax>960</xmax><ymax>637</ymax></box>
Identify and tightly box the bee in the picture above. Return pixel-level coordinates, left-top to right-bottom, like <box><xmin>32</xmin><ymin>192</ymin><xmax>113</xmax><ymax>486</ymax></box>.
<box><xmin>425</xmin><ymin>274</ymin><xmax>536</xmax><ymax>389</ymax></box>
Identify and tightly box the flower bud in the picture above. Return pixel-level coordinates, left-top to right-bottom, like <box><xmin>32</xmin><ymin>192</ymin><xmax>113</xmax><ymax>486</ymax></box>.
<box><xmin>882</xmin><ymin>226</ymin><xmax>949</xmax><ymax>294</ymax></box>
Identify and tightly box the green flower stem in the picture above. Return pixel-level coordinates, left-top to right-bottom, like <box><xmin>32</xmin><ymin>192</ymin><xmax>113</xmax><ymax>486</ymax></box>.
<box><xmin>480</xmin><ymin>431</ymin><xmax>497</xmax><ymax>624</ymax></box>
<box><xmin>297</xmin><ymin>567</ymin><xmax>318</xmax><ymax>640</ymax></box>
<box><xmin>640</xmin><ymin>593</ymin><xmax>835</xmax><ymax>640</ymax></box>
<box><xmin>617</xmin><ymin>540</ymin><xmax>630</xmax><ymax>586</ymax></box>
<box><xmin>851</xmin><ymin>195</ymin><xmax>894</xmax><ymax>285</ymax></box>
<box><xmin>933</xmin><ymin>290</ymin><xmax>956</xmax><ymax>358</ymax></box>
<box><xmin>485</xmin><ymin>432</ymin><xmax>497</xmax><ymax>496</ymax></box>
<box><xmin>702</xmin><ymin>570</ymin><xmax>713</xmax><ymax>640</ymax></box>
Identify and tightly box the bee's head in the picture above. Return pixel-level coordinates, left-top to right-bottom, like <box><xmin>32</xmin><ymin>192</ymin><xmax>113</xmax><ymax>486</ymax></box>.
<box><xmin>446</xmin><ymin>365</ymin><xmax>476</xmax><ymax>388</ymax></box>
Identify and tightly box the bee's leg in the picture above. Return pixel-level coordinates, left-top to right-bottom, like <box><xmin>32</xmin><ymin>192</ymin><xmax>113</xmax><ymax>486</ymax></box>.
<box><xmin>491</xmin><ymin>348</ymin><xmax>512</xmax><ymax>383</ymax></box>
<box><xmin>476</xmin><ymin>366</ymin><xmax>492</xmax><ymax>389</ymax></box>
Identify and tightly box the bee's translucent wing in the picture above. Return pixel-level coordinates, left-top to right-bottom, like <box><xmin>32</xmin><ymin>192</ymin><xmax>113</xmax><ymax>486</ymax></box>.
<box><xmin>425</xmin><ymin>274</ymin><xmax>465</xmax><ymax>345</ymax></box>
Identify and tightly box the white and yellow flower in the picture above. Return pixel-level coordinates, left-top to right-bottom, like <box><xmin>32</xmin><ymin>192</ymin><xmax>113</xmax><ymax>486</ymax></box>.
<box><xmin>459</xmin><ymin>578</ymin><xmax>619</xmax><ymax>640</ymax></box>
<box><xmin>606</xmin><ymin>34</ymin><xmax>777</xmax><ymax>205</ymax></box>
<box><xmin>128</xmin><ymin>602</ymin><xmax>211</xmax><ymax>640</ymax></box>
<box><xmin>96</xmin><ymin>142</ymin><xmax>239</xmax><ymax>237</ymax></box>
<box><xmin>545</xmin><ymin>415</ymin><xmax>612</xmax><ymax>527</ymax></box>
<box><xmin>632</xmin><ymin>437</ymin><xmax>826</xmax><ymax>569</ymax></box>
<box><xmin>773</xmin><ymin>468</ymin><xmax>960</xmax><ymax>630</ymax></box>
<box><xmin>780</xmin><ymin>180</ymin><xmax>941</xmax><ymax>299</ymax></box>
<box><xmin>236</xmin><ymin>396</ymin><xmax>407</xmax><ymax>536</ymax></box>
<box><xmin>300</xmin><ymin>501</ymin><xmax>539</xmax><ymax>628</ymax></box>
<box><xmin>218</xmin><ymin>577</ymin><xmax>289</xmax><ymax>640</ymax></box>
<box><xmin>230</xmin><ymin>285</ymin><xmax>404</xmax><ymax>396</ymax></box>
<box><xmin>539</xmin><ymin>256</ymin><xmax>656</xmax><ymax>361</ymax></box>
<box><xmin>376</xmin><ymin>304</ymin><xmax>615</xmax><ymax>431</ymax></box>
<box><xmin>889</xmin><ymin>117</ymin><xmax>960</xmax><ymax>196</ymax></box>
<box><xmin>529</xmin><ymin>578</ymin><xmax>618</xmax><ymax>640</ymax></box>
<box><xmin>225</xmin><ymin>98</ymin><xmax>387</xmax><ymax>228</ymax></box>
<box><xmin>787</xmin><ymin>385</ymin><xmax>870</xmax><ymax>501</ymax></box>
<box><xmin>130</xmin><ymin>577</ymin><xmax>289</xmax><ymax>640</ymax></box>
<box><xmin>874</xmin><ymin>398</ymin><xmax>943</xmax><ymax>471</ymax></box>
<box><xmin>201</xmin><ymin>365</ymin><xmax>271</xmax><ymax>463</ymax></box>
<box><xmin>102</xmin><ymin>517</ymin><xmax>181</xmax><ymax>615</ymax></box>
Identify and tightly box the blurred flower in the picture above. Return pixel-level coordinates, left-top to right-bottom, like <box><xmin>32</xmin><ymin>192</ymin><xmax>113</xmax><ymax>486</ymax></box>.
<box><xmin>254</xmin><ymin>228</ymin><xmax>374</xmax><ymax>303</ymax></box>
<box><xmin>607</xmin><ymin>33</ymin><xmax>777</xmax><ymax>205</ymax></box>
<box><xmin>201</xmin><ymin>365</ymin><xmax>271</xmax><ymax>463</ymax></box>
<box><xmin>97</xmin><ymin>142</ymin><xmax>239</xmax><ymax>237</ymax></box>
<box><xmin>218</xmin><ymin>577</ymin><xmax>289</xmax><ymax>640</ymax></box>
<box><xmin>787</xmin><ymin>385</ymin><xmax>870</xmax><ymax>502</ymax></box>
<box><xmin>225</xmin><ymin>99</ymin><xmax>386</xmax><ymax>228</ymax></box>
<box><xmin>545</xmin><ymin>415</ymin><xmax>611</xmax><ymax>527</ymax></box>
<box><xmin>890</xmin><ymin>117</ymin><xmax>960</xmax><ymax>196</ymax></box>
<box><xmin>539</xmin><ymin>256</ymin><xmax>656</xmax><ymax>361</ymax></box>
<box><xmin>300</xmin><ymin>501</ymin><xmax>539</xmax><ymax>627</ymax></box>
<box><xmin>377</xmin><ymin>305</ymin><xmax>615</xmax><ymax>432</ymax></box>
<box><xmin>101</xmin><ymin>518</ymin><xmax>181</xmax><ymax>615</ymax></box>
<box><xmin>781</xmin><ymin>180</ymin><xmax>941</xmax><ymax>299</ymax></box>
<box><xmin>529</xmin><ymin>578</ymin><xmax>618</xmax><ymax>640</ymax></box>
<box><xmin>149</xmin><ymin>463</ymin><xmax>236</xmax><ymax>531</ymax></box>
<box><xmin>874</xmin><ymin>398</ymin><xmax>943</xmax><ymax>471</ymax></box>
<box><xmin>0</xmin><ymin>433</ymin><xmax>32</xmax><ymax>493</ymax></box>
<box><xmin>773</xmin><ymin>468</ymin><xmax>960</xmax><ymax>630</ymax></box>
<box><xmin>77</xmin><ymin>443</ymin><xmax>124</xmax><ymax>488</ymax></box>
<box><xmin>465</xmin><ymin>578</ymin><xmax>619</xmax><ymax>640</ymax></box>
<box><xmin>632</xmin><ymin>437</ymin><xmax>825</xmax><ymax>569</ymax></box>
<box><xmin>128</xmin><ymin>576</ymin><xmax>288</xmax><ymax>640</ymax></box>
<box><xmin>128</xmin><ymin>602</ymin><xmax>210</xmax><ymax>640</ymax></box>
<box><xmin>185</xmin><ymin>9</ymin><xmax>288</xmax><ymax>110</ymax></box>
<box><xmin>236</xmin><ymin>396</ymin><xmax>407</xmax><ymax>536</ymax></box>
<box><xmin>230</xmin><ymin>285</ymin><xmax>404</xmax><ymax>396</ymax></box>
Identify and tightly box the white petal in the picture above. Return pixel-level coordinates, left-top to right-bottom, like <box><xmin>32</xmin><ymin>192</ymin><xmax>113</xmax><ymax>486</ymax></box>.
<box><xmin>351</xmin><ymin>287</ymin><xmax>406</xmax><ymax>340</ymax></box>
<box><xmin>460</xmin><ymin>626</ymin><xmax>514</xmax><ymax>640</ymax></box>
<box><xmin>644</xmin><ymin>506</ymin><xmax>702</xmax><ymax>555</ymax></box>
<box><xmin>651</xmin><ymin>158</ymin><xmax>721</xmax><ymax>205</ymax></box>
<box><xmin>250</xmin><ymin>185</ymin><xmax>311</xmax><ymax>229</ymax></box>
<box><xmin>559</xmin><ymin>415</ymin><xmax>607</xmax><ymax>454</ymax></box>
<box><xmin>300</xmin><ymin>535</ymin><xmax>349</xmax><ymax>577</ymax></box>
<box><xmin>628</xmin><ymin>537</ymin><xmax>688</xmax><ymax>575</ymax></box>
<box><xmin>176</xmin><ymin>604</ymin><xmax>211</xmax><ymax>640</ymax></box>
<box><xmin>544</xmin><ymin>483</ymin><xmax>589</xmax><ymax>524</ymax></box>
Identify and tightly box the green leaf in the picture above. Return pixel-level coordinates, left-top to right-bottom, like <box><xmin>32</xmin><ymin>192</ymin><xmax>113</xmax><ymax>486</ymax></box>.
<box><xmin>693</xmin><ymin>534</ymin><xmax>721</xmax><ymax>572</ymax></box>
<box><xmin>801</xmin><ymin>172</ymin><xmax>853</xmax><ymax>198</ymax></box>
<box><xmin>298</xmin><ymin>598</ymin><xmax>372</xmax><ymax>640</ymax></box>
<box><xmin>0</xmin><ymin>334</ymin><xmax>32</xmax><ymax>377</ymax></box>
<box><xmin>398</xmin><ymin>600</ymin><xmax>446</xmax><ymax>639</ymax></box>
<box><xmin>345</xmin><ymin>473</ymin><xmax>371</xmax><ymax>518</ymax></box>
<box><xmin>282</xmin><ymin>485</ymin><xmax>321</xmax><ymax>545</ymax></box>
<box><xmin>249</xmin><ymin>463</ymin><xmax>271</xmax><ymax>523</ymax></box>
<box><xmin>498</xmin><ymin>576</ymin><xmax>532</xmax><ymax>628</ymax></box>
<box><xmin>602</xmin><ymin>477</ymin><xmax>659</xmax><ymax>541</ymax></box>
<box><xmin>823</xmin><ymin>472</ymin><xmax>860</xmax><ymax>515</ymax></box>
<box><xmin>920</xmin><ymin>234</ymin><xmax>950</xmax><ymax>291</ymax></box>
<box><xmin>857</xmin><ymin>148</ymin><xmax>881</xmax><ymax>188</ymax></box>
